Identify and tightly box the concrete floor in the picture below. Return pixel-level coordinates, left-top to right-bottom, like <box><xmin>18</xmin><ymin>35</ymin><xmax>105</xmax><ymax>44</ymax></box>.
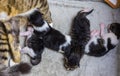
<box><xmin>78</xmin><ymin>0</ymin><xmax>103</xmax><ymax>1</ymax></box>
<box><xmin>21</xmin><ymin>0</ymin><xmax>120</xmax><ymax>76</ymax></box>
<box><xmin>51</xmin><ymin>0</ymin><xmax>103</xmax><ymax>2</ymax></box>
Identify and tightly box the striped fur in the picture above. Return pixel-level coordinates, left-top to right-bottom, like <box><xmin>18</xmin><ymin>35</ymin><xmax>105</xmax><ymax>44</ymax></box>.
<box><xmin>0</xmin><ymin>21</ymin><xmax>11</xmax><ymax>67</ymax></box>
<box><xmin>0</xmin><ymin>0</ymin><xmax>52</xmax><ymax>24</ymax></box>
<box><xmin>0</xmin><ymin>16</ymin><xmax>28</xmax><ymax>67</ymax></box>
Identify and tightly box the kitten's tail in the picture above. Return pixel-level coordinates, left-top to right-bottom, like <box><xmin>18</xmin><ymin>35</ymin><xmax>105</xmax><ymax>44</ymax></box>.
<box><xmin>0</xmin><ymin>63</ymin><xmax>32</xmax><ymax>76</ymax></box>
<box><xmin>84</xmin><ymin>9</ymin><xmax>94</xmax><ymax>16</ymax></box>
<box><xmin>78</xmin><ymin>9</ymin><xmax>94</xmax><ymax>18</ymax></box>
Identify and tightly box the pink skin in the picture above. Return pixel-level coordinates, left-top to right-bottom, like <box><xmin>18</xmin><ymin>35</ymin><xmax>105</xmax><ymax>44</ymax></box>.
<box><xmin>20</xmin><ymin>27</ymin><xmax>33</xmax><ymax>37</ymax></box>
<box><xmin>20</xmin><ymin>27</ymin><xmax>33</xmax><ymax>54</ymax></box>
<box><xmin>90</xmin><ymin>30</ymin><xmax>100</xmax><ymax>37</ymax></box>
<box><xmin>100</xmin><ymin>23</ymin><xmax>105</xmax><ymax>36</ymax></box>
<box><xmin>90</xmin><ymin>23</ymin><xmax>105</xmax><ymax>37</ymax></box>
<box><xmin>81</xmin><ymin>8</ymin><xmax>90</xmax><ymax>12</ymax></box>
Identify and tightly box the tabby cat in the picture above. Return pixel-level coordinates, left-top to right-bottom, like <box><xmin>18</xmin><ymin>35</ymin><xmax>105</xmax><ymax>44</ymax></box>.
<box><xmin>0</xmin><ymin>0</ymin><xmax>52</xmax><ymax>24</ymax></box>
<box><xmin>0</xmin><ymin>16</ymin><xmax>29</xmax><ymax>68</ymax></box>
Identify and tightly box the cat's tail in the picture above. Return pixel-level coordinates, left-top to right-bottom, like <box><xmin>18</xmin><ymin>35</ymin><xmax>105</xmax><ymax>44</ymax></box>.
<box><xmin>77</xmin><ymin>9</ymin><xmax>94</xmax><ymax>18</ymax></box>
<box><xmin>0</xmin><ymin>62</ymin><xmax>32</xmax><ymax>76</ymax></box>
<box><xmin>84</xmin><ymin>9</ymin><xmax>94</xmax><ymax>16</ymax></box>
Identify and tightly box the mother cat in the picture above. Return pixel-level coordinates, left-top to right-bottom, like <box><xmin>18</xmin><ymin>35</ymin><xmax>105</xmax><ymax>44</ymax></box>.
<box><xmin>0</xmin><ymin>0</ymin><xmax>52</xmax><ymax>25</ymax></box>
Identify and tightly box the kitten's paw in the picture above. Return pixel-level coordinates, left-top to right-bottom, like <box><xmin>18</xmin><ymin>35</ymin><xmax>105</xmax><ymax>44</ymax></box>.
<box><xmin>30</xmin><ymin>58</ymin><xmax>41</xmax><ymax>66</ymax></box>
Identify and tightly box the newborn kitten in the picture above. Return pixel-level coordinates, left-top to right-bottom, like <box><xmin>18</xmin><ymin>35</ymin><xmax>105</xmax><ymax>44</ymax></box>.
<box><xmin>20</xmin><ymin>27</ymin><xmax>44</xmax><ymax>65</ymax></box>
<box><xmin>85</xmin><ymin>23</ymin><xmax>119</xmax><ymax>57</ymax></box>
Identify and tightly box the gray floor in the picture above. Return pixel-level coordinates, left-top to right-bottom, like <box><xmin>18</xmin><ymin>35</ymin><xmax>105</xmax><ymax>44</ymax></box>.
<box><xmin>22</xmin><ymin>0</ymin><xmax>120</xmax><ymax>76</ymax></box>
<box><xmin>78</xmin><ymin>0</ymin><xmax>103</xmax><ymax>1</ymax></box>
<box><xmin>51</xmin><ymin>0</ymin><xmax>104</xmax><ymax>2</ymax></box>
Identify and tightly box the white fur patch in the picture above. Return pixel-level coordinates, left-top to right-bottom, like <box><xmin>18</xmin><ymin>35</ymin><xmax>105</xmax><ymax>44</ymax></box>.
<box><xmin>59</xmin><ymin>35</ymin><xmax>71</xmax><ymax>51</ymax></box>
<box><xmin>33</xmin><ymin>21</ymin><xmax>49</xmax><ymax>32</ymax></box>
<box><xmin>59</xmin><ymin>50</ymin><xmax>65</xmax><ymax>53</ymax></box>
<box><xmin>17</xmin><ymin>8</ymin><xmax>38</xmax><ymax>17</ymax></box>
<box><xmin>85</xmin><ymin>36</ymin><xmax>100</xmax><ymax>53</ymax></box>
<box><xmin>21</xmin><ymin>47</ymin><xmax>36</xmax><ymax>58</ymax></box>
<box><xmin>103</xmin><ymin>33</ymin><xmax>119</xmax><ymax>47</ymax></box>
<box><xmin>0</xmin><ymin>12</ymin><xmax>8</xmax><ymax>20</ymax></box>
<box><xmin>49</xmin><ymin>22</ymin><xmax>53</xmax><ymax>27</ymax></box>
<box><xmin>9</xmin><ymin>59</ymin><xmax>19</xmax><ymax>67</ymax></box>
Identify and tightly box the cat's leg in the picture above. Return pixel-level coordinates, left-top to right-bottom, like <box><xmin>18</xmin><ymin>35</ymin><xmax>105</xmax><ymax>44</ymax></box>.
<box><xmin>91</xmin><ymin>23</ymin><xmax>105</xmax><ymax>38</ymax></box>
<box><xmin>21</xmin><ymin>47</ymin><xmax>42</xmax><ymax>66</ymax></box>
<box><xmin>99</xmin><ymin>23</ymin><xmax>105</xmax><ymax>36</ymax></box>
<box><xmin>19</xmin><ymin>25</ymin><xmax>27</xmax><ymax>48</ymax></box>
<box><xmin>20</xmin><ymin>26</ymin><xmax>33</xmax><ymax>49</ymax></box>
<box><xmin>20</xmin><ymin>47</ymin><xmax>36</xmax><ymax>58</ymax></box>
<box><xmin>91</xmin><ymin>30</ymin><xmax>100</xmax><ymax>37</ymax></box>
<box><xmin>20</xmin><ymin>26</ymin><xmax>33</xmax><ymax>36</ymax></box>
<box><xmin>30</xmin><ymin>55</ymin><xmax>42</xmax><ymax>66</ymax></box>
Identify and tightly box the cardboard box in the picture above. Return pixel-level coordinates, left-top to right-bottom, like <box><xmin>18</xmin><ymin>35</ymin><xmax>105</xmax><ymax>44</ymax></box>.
<box><xmin>105</xmin><ymin>0</ymin><xmax>120</xmax><ymax>8</ymax></box>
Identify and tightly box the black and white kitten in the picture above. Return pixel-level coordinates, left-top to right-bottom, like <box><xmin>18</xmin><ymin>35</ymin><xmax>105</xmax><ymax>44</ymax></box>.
<box><xmin>27</xmin><ymin>9</ymin><xmax>72</xmax><ymax>56</ymax></box>
<box><xmin>84</xmin><ymin>23</ymin><xmax>119</xmax><ymax>57</ymax></box>
<box><xmin>20</xmin><ymin>26</ymin><xmax>44</xmax><ymax>66</ymax></box>
<box><xmin>20</xmin><ymin>8</ymin><xmax>71</xmax><ymax>65</ymax></box>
